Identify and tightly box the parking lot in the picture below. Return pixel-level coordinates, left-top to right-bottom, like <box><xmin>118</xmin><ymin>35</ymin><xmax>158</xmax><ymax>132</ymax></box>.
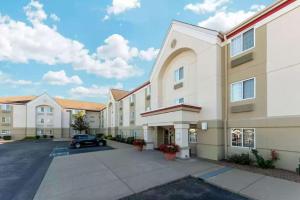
<box><xmin>0</xmin><ymin>140</ymin><xmax>112</xmax><ymax>200</ymax></box>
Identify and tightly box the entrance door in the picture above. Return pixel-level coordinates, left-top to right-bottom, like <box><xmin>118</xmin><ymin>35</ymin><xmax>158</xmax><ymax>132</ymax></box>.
<box><xmin>163</xmin><ymin>129</ymin><xmax>175</xmax><ymax>144</ymax></box>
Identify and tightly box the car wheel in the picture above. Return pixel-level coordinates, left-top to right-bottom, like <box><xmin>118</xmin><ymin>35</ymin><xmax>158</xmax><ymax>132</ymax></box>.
<box><xmin>75</xmin><ymin>143</ymin><xmax>81</xmax><ymax>149</ymax></box>
<box><xmin>98</xmin><ymin>141</ymin><xmax>103</xmax><ymax>146</ymax></box>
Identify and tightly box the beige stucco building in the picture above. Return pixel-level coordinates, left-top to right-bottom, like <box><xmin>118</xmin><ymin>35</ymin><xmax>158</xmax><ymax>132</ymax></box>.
<box><xmin>100</xmin><ymin>0</ymin><xmax>300</xmax><ymax>171</ymax></box>
<box><xmin>0</xmin><ymin>93</ymin><xmax>105</xmax><ymax>140</ymax></box>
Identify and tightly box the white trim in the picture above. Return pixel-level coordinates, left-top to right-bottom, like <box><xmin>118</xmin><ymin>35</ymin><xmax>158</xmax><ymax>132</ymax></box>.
<box><xmin>230</xmin><ymin>27</ymin><xmax>256</xmax><ymax>58</ymax></box>
<box><xmin>231</xmin><ymin>77</ymin><xmax>256</xmax><ymax>102</ymax></box>
<box><xmin>231</xmin><ymin>128</ymin><xmax>256</xmax><ymax>149</ymax></box>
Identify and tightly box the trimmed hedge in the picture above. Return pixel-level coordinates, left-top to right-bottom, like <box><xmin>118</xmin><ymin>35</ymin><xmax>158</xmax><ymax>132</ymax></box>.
<box><xmin>3</xmin><ymin>135</ymin><xmax>12</xmax><ymax>140</ymax></box>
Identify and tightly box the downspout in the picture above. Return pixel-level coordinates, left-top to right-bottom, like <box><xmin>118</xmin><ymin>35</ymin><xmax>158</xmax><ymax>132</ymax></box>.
<box><xmin>224</xmin><ymin>37</ymin><xmax>229</xmax><ymax>159</ymax></box>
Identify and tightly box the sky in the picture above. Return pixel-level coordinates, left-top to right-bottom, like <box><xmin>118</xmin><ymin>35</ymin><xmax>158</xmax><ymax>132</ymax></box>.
<box><xmin>0</xmin><ymin>0</ymin><xmax>274</xmax><ymax>103</ymax></box>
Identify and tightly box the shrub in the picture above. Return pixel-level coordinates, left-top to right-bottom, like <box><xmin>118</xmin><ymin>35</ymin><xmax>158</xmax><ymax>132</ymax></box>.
<box><xmin>252</xmin><ymin>149</ymin><xmax>279</xmax><ymax>169</ymax></box>
<box><xmin>133</xmin><ymin>139</ymin><xmax>145</xmax><ymax>146</ymax></box>
<box><xmin>115</xmin><ymin>135</ymin><xmax>122</xmax><ymax>142</ymax></box>
<box><xmin>23</xmin><ymin>136</ymin><xmax>36</xmax><ymax>140</ymax></box>
<box><xmin>3</xmin><ymin>135</ymin><xmax>12</xmax><ymax>140</ymax></box>
<box><xmin>228</xmin><ymin>153</ymin><xmax>253</xmax><ymax>165</ymax></box>
<box><xmin>35</xmin><ymin>135</ymin><xmax>40</xmax><ymax>139</ymax></box>
<box><xmin>96</xmin><ymin>133</ymin><xmax>104</xmax><ymax>139</ymax></box>
<box><xmin>297</xmin><ymin>158</ymin><xmax>300</xmax><ymax>175</ymax></box>
<box><xmin>42</xmin><ymin>135</ymin><xmax>47</xmax><ymax>139</ymax></box>
<box><xmin>49</xmin><ymin>135</ymin><xmax>54</xmax><ymax>139</ymax></box>
<box><xmin>126</xmin><ymin>137</ymin><xmax>134</xmax><ymax>144</ymax></box>
<box><xmin>120</xmin><ymin>138</ymin><xmax>126</xmax><ymax>143</ymax></box>
<box><xmin>106</xmin><ymin>134</ymin><xmax>113</xmax><ymax>140</ymax></box>
<box><xmin>159</xmin><ymin>144</ymin><xmax>180</xmax><ymax>154</ymax></box>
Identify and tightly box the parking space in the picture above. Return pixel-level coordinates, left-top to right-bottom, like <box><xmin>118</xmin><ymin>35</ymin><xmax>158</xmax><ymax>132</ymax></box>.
<box><xmin>0</xmin><ymin>140</ymin><xmax>112</xmax><ymax>200</ymax></box>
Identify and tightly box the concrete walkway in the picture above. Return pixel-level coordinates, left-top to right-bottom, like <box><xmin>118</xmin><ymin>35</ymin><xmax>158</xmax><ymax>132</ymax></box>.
<box><xmin>34</xmin><ymin>141</ymin><xmax>300</xmax><ymax>200</ymax></box>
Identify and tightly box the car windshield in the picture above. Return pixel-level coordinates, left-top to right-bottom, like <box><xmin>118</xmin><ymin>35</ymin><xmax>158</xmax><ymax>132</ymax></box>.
<box><xmin>79</xmin><ymin>135</ymin><xmax>88</xmax><ymax>139</ymax></box>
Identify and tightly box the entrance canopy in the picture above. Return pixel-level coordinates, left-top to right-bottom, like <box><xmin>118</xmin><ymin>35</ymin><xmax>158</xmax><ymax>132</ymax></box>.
<box><xmin>141</xmin><ymin>104</ymin><xmax>201</xmax><ymax>127</ymax></box>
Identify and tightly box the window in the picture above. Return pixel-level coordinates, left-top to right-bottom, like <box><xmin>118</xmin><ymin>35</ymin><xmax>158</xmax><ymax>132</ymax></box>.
<box><xmin>174</xmin><ymin>67</ymin><xmax>184</xmax><ymax>83</ymax></box>
<box><xmin>1</xmin><ymin>104</ymin><xmax>11</xmax><ymax>111</ymax></box>
<box><xmin>1</xmin><ymin>117</ymin><xmax>10</xmax><ymax>123</ymax></box>
<box><xmin>231</xmin><ymin>28</ymin><xmax>254</xmax><ymax>57</ymax></box>
<box><xmin>231</xmin><ymin>128</ymin><xmax>255</xmax><ymax>148</ymax></box>
<box><xmin>175</xmin><ymin>98</ymin><xmax>184</xmax><ymax>104</ymax></box>
<box><xmin>231</xmin><ymin>78</ymin><xmax>255</xmax><ymax>102</ymax></box>
<box><xmin>1</xmin><ymin>130</ymin><xmax>10</xmax><ymax>135</ymax></box>
<box><xmin>130</xmin><ymin>111</ymin><xmax>135</xmax><ymax>119</ymax></box>
<box><xmin>188</xmin><ymin>129</ymin><xmax>197</xmax><ymax>143</ymax></box>
<box><xmin>130</xmin><ymin>95</ymin><xmax>135</xmax><ymax>103</ymax></box>
<box><xmin>146</xmin><ymin>106</ymin><xmax>151</xmax><ymax>111</ymax></box>
<box><xmin>146</xmin><ymin>86</ymin><xmax>151</xmax><ymax>96</ymax></box>
<box><xmin>47</xmin><ymin>107</ymin><xmax>53</xmax><ymax>113</ymax></box>
<box><xmin>40</xmin><ymin>118</ymin><xmax>44</xmax><ymax>124</ymax></box>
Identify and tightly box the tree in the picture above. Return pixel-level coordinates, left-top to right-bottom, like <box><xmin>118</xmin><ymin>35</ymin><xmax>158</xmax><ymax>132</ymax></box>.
<box><xmin>71</xmin><ymin>111</ymin><xmax>89</xmax><ymax>134</ymax></box>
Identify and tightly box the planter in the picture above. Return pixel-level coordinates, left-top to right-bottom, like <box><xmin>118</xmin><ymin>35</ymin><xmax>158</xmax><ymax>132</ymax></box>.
<box><xmin>134</xmin><ymin>145</ymin><xmax>143</xmax><ymax>151</ymax></box>
<box><xmin>164</xmin><ymin>152</ymin><xmax>176</xmax><ymax>160</ymax></box>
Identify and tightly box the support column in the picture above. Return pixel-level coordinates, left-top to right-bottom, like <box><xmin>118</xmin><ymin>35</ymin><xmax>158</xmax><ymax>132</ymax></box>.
<box><xmin>174</xmin><ymin>123</ymin><xmax>190</xmax><ymax>159</ymax></box>
<box><xmin>143</xmin><ymin>125</ymin><xmax>154</xmax><ymax>150</ymax></box>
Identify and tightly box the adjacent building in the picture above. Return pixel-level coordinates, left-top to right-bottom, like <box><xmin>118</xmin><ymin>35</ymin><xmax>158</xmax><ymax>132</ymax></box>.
<box><xmin>100</xmin><ymin>0</ymin><xmax>300</xmax><ymax>171</ymax></box>
<box><xmin>0</xmin><ymin>93</ymin><xmax>105</xmax><ymax>140</ymax></box>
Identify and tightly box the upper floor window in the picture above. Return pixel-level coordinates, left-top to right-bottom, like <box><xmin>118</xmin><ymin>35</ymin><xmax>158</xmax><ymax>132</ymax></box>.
<box><xmin>130</xmin><ymin>111</ymin><xmax>135</xmax><ymax>119</ymax></box>
<box><xmin>175</xmin><ymin>98</ymin><xmax>184</xmax><ymax>105</ymax></box>
<box><xmin>231</xmin><ymin>78</ymin><xmax>255</xmax><ymax>102</ymax></box>
<box><xmin>130</xmin><ymin>95</ymin><xmax>135</xmax><ymax>103</ymax></box>
<box><xmin>1</xmin><ymin>117</ymin><xmax>10</xmax><ymax>123</ymax></box>
<box><xmin>231</xmin><ymin>28</ymin><xmax>254</xmax><ymax>57</ymax></box>
<box><xmin>1</xmin><ymin>104</ymin><xmax>11</xmax><ymax>111</ymax></box>
<box><xmin>145</xmin><ymin>86</ymin><xmax>151</xmax><ymax>96</ymax></box>
<box><xmin>174</xmin><ymin>67</ymin><xmax>184</xmax><ymax>83</ymax></box>
<box><xmin>40</xmin><ymin>118</ymin><xmax>44</xmax><ymax>124</ymax></box>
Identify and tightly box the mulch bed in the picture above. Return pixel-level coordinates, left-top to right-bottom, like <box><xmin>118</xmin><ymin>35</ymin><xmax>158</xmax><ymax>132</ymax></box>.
<box><xmin>217</xmin><ymin>160</ymin><xmax>300</xmax><ymax>183</ymax></box>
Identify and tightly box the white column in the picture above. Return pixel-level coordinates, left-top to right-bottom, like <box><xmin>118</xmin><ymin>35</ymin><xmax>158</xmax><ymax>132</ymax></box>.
<box><xmin>143</xmin><ymin>125</ymin><xmax>154</xmax><ymax>150</ymax></box>
<box><xmin>174</xmin><ymin>123</ymin><xmax>190</xmax><ymax>159</ymax></box>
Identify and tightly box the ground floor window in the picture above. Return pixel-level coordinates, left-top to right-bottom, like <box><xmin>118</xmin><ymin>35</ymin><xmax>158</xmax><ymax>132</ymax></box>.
<box><xmin>1</xmin><ymin>130</ymin><xmax>10</xmax><ymax>135</ymax></box>
<box><xmin>231</xmin><ymin>128</ymin><xmax>255</xmax><ymax>148</ymax></box>
<box><xmin>188</xmin><ymin>129</ymin><xmax>198</xmax><ymax>143</ymax></box>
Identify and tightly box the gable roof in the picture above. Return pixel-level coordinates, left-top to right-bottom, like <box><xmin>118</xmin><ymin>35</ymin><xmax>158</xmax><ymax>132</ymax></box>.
<box><xmin>55</xmin><ymin>98</ymin><xmax>105</xmax><ymax>112</ymax></box>
<box><xmin>110</xmin><ymin>89</ymin><xmax>130</xmax><ymax>101</ymax></box>
<box><xmin>0</xmin><ymin>96</ymin><xmax>36</xmax><ymax>104</ymax></box>
<box><xmin>0</xmin><ymin>95</ymin><xmax>105</xmax><ymax>111</ymax></box>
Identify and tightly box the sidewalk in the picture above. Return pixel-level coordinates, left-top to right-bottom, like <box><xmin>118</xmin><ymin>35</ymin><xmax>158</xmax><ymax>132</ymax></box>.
<box><xmin>34</xmin><ymin>141</ymin><xmax>300</xmax><ymax>200</ymax></box>
<box><xmin>194</xmin><ymin>165</ymin><xmax>300</xmax><ymax>200</ymax></box>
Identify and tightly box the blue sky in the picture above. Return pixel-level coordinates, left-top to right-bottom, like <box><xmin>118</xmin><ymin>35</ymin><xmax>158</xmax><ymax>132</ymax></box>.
<box><xmin>0</xmin><ymin>0</ymin><xmax>273</xmax><ymax>103</ymax></box>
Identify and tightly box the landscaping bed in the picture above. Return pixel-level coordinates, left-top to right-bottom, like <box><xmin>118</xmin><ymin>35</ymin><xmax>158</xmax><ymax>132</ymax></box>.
<box><xmin>217</xmin><ymin>160</ymin><xmax>300</xmax><ymax>183</ymax></box>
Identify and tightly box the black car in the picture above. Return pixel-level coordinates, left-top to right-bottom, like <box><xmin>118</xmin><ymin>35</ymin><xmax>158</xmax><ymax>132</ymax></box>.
<box><xmin>70</xmin><ymin>134</ymin><xmax>107</xmax><ymax>149</ymax></box>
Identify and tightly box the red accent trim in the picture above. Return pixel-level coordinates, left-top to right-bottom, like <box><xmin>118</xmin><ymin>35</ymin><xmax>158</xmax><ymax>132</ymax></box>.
<box><xmin>141</xmin><ymin>104</ymin><xmax>202</xmax><ymax>116</ymax></box>
<box><xmin>226</xmin><ymin>0</ymin><xmax>296</xmax><ymax>39</ymax></box>
<box><xmin>119</xmin><ymin>81</ymin><xmax>150</xmax><ymax>101</ymax></box>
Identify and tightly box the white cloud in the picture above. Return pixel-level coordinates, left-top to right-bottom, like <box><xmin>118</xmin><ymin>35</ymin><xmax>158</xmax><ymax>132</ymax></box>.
<box><xmin>198</xmin><ymin>5</ymin><xmax>266</xmax><ymax>32</ymax></box>
<box><xmin>50</xmin><ymin>13</ymin><xmax>60</xmax><ymax>22</ymax></box>
<box><xmin>250</xmin><ymin>4</ymin><xmax>266</xmax><ymax>12</ymax></box>
<box><xmin>42</xmin><ymin>70</ymin><xmax>82</xmax><ymax>85</ymax></box>
<box><xmin>97</xmin><ymin>34</ymin><xmax>138</xmax><ymax>61</ymax></box>
<box><xmin>24</xmin><ymin>0</ymin><xmax>47</xmax><ymax>24</ymax></box>
<box><xmin>0</xmin><ymin>70</ymin><xmax>32</xmax><ymax>86</ymax></box>
<box><xmin>70</xmin><ymin>82</ymin><xmax>123</xmax><ymax>98</ymax></box>
<box><xmin>0</xmin><ymin>0</ymin><xmax>146</xmax><ymax>79</ymax></box>
<box><xmin>107</xmin><ymin>0</ymin><xmax>140</xmax><ymax>16</ymax></box>
<box><xmin>139</xmin><ymin>48</ymin><xmax>160</xmax><ymax>61</ymax></box>
<box><xmin>185</xmin><ymin>0</ymin><xmax>230</xmax><ymax>14</ymax></box>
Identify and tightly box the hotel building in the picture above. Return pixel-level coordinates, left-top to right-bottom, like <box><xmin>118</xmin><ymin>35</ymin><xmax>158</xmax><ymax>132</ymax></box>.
<box><xmin>100</xmin><ymin>0</ymin><xmax>300</xmax><ymax>171</ymax></box>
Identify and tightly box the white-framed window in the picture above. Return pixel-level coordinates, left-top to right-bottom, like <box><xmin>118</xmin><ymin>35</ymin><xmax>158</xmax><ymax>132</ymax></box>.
<box><xmin>130</xmin><ymin>111</ymin><xmax>135</xmax><ymax>119</ymax></box>
<box><xmin>231</xmin><ymin>128</ymin><xmax>255</xmax><ymax>148</ymax></box>
<box><xmin>146</xmin><ymin>85</ymin><xmax>151</xmax><ymax>96</ymax></box>
<box><xmin>188</xmin><ymin>129</ymin><xmax>198</xmax><ymax>143</ymax></box>
<box><xmin>1</xmin><ymin>117</ymin><xmax>10</xmax><ymax>123</ymax></box>
<box><xmin>174</xmin><ymin>66</ymin><xmax>184</xmax><ymax>83</ymax></box>
<box><xmin>231</xmin><ymin>78</ymin><xmax>255</xmax><ymax>102</ymax></box>
<box><xmin>130</xmin><ymin>95</ymin><xmax>135</xmax><ymax>103</ymax></box>
<box><xmin>47</xmin><ymin>107</ymin><xmax>53</xmax><ymax>113</ymax></box>
<box><xmin>175</xmin><ymin>98</ymin><xmax>184</xmax><ymax>104</ymax></box>
<box><xmin>231</xmin><ymin>28</ymin><xmax>255</xmax><ymax>57</ymax></box>
<box><xmin>1</xmin><ymin>104</ymin><xmax>11</xmax><ymax>111</ymax></box>
<box><xmin>40</xmin><ymin>118</ymin><xmax>44</xmax><ymax>124</ymax></box>
<box><xmin>146</xmin><ymin>106</ymin><xmax>151</xmax><ymax>111</ymax></box>
<box><xmin>1</xmin><ymin>130</ymin><xmax>10</xmax><ymax>135</ymax></box>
